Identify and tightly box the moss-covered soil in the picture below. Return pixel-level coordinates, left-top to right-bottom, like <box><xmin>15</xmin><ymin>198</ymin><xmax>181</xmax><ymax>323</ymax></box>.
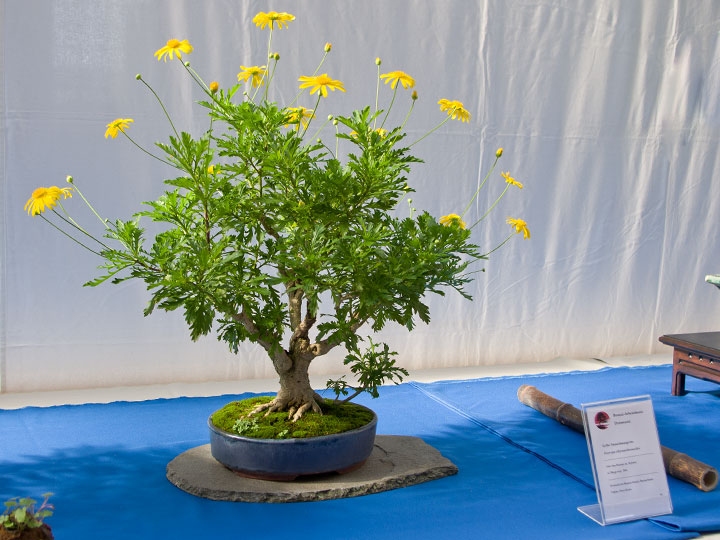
<box><xmin>211</xmin><ymin>396</ymin><xmax>375</xmax><ymax>440</ymax></box>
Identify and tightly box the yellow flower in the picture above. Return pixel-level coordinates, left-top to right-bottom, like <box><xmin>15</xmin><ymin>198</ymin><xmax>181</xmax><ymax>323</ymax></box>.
<box><xmin>298</xmin><ymin>74</ymin><xmax>346</xmax><ymax>97</ymax></box>
<box><xmin>502</xmin><ymin>171</ymin><xmax>523</xmax><ymax>189</ymax></box>
<box><xmin>24</xmin><ymin>186</ymin><xmax>72</xmax><ymax>216</ymax></box>
<box><xmin>238</xmin><ymin>66</ymin><xmax>267</xmax><ymax>88</ymax></box>
<box><xmin>496</xmin><ymin>148</ymin><xmax>503</xmax><ymax>158</ymax></box>
<box><xmin>208</xmin><ymin>165</ymin><xmax>220</xmax><ymax>175</ymax></box>
<box><xmin>209</xmin><ymin>81</ymin><xmax>219</xmax><ymax>94</ymax></box>
<box><xmin>154</xmin><ymin>39</ymin><xmax>193</xmax><ymax>62</ymax></box>
<box><xmin>252</xmin><ymin>11</ymin><xmax>295</xmax><ymax>30</ymax></box>
<box><xmin>380</xmin><ymin>71</ymin><xmax>415</xmax><ymax>90</ymax></box>
<box><xmin>105</xmin><ymin>118</ymin><xmax>134</xmax><ymax>139</ymax></box>
<box><xmin>324</xmin><ymin>42</ymin><xmax>332</xmax><ymax>52</ymax></box>
<box><xmin>507</xmin><ymin>217</ymin><xmax>530</xmax><ymax>239</ymax></box>
<box><xmin>439</xmin><ymin>214</ymin><xmax>467</xmax><ymax>229</ymax></box>
<box><xmin>285</xmin><ymin>107</ymin><xmax>315</xmax><ymax>130</ymax></box>
<box><xmin>438</xmin><ymin>99</ymin><xmax>471</xmax><ymax>123</ymax></box>
<box><xmin>374</xmin><ymin>128</ymin><xmax>388</xmax><ymax>138</ymax></box>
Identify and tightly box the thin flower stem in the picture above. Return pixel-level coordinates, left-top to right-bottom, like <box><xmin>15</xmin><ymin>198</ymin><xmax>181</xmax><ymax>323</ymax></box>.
<box><xmin>335</xmin><ymin>123</ymin><xmax>339</xmax><ymax>157</ymax></box>
<box><xmin>251</xmin><ymin>75</ymin><xmax>265</xmax><ymax>102</ymax></box>
<box><xmin>400</xmin><ymin>99</ymin><xmax>415</xmax><ymax>131</ymax></box>
<box><xmin>70</xmin><ymin>181</ymin><xmax>110</xmax><ymax>229</ymax></box>
<box><xmin>303</xmin><ymin>94</ymin><xmax>323</xmax><ymax>139</ymax></box>
<box><xmin>138</xmin><ymin>76</ymin><xmax>179</xmax><ymax>139</ymax></box>
<box><xmin>461</xmin><ymin>156</ymin><xmax>499</xmax><ymax>218</ymax></box>
<box><xmin>409</xmin><ymin>116</ymin><xmax>450</xmax><ymax>148</ymax></box>
<box><xmin>120</xmin><ymin>131</ymin><xmax>178</xmax><ymax>169</ymax></box>
<box><xmin>380</xmin><ymin>86</ymin><xmax>398</xmax><ymax>130</ymax></box>
<box><xmin>469</xmin><ymin>184</ymin><xmax>510</xmax><ymax>228</ymax></box>
<box><xmin>52</xmin><ymin>207</ymin><xmax>111</xmax><ymax>249</ymax></box>
<box><xmin>55</xmin><ymin>199</ymin><xmax>83</xmax><ymax>230</ymax></box>
<box><xmin>373</xmin><ymin>64</ymin><xmax>381</xmax><ymax>129</ymax></box>
<box><xmin>40</xmin><ymin>215</ymin><xmax>101</xmax><ymax>255</ymax></box>
<box><xmin>478</xmin><ymin>233</ymin><xmax>513</xmax><ymax>255</ymax></box>
<box><xmin>309</xmin><ymin>114</ymin><xmax>332</xmax><ymax>142</ymax></box>
<box><xmin>182</xmin><ymin>62</ymin><xmax>210</xmax><ymax>93</ymax></box>
<box><xmin>253</xmin><ymin>29</ymin><xmax>273</xmax><ymax>102</ymax></box>
<box><xmin>266</xmin><ymin>56</ymin><xmax>279</xmax><ymax>93</ymax></box>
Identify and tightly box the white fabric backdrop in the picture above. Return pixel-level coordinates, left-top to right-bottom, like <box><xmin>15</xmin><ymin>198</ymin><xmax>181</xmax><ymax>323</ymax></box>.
<box><xmin>2</xmin><ymin>0</ymin><xmax>720</xmax><ymax>392</ymax></box>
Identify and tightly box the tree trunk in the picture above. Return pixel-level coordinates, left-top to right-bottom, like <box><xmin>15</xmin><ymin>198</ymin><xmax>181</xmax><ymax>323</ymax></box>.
<box><xmin>251</xmin><ymin>353</ymin><xmax>323</xmax><ymax>422</ymax></box>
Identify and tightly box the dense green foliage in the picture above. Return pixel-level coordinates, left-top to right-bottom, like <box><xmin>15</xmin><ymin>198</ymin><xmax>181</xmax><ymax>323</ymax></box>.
<box><xmin>88</xmin><ymin>94</ymin><xmax>481</xmax><ymax>388</ymax></box>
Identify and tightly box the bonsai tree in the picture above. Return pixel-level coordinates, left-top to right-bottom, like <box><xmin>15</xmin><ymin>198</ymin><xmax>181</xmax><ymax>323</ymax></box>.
<box><xmin>24</xmin><ymin>11</ymin><xmax>529</xmax><ymax>421</ymax></box>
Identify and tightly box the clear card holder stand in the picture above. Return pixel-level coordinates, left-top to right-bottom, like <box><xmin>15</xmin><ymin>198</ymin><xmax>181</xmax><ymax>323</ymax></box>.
<box><xmin>578</xmin><ymin>395</ymin><xmax>673</xmax><ymax>526</ymax></box>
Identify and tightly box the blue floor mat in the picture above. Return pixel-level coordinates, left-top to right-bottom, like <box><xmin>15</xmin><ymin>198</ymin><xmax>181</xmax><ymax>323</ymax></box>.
<box><xmin>0</xmin><ymin>366</ymin><xmax>710</xmax><ymax>539</ymax></box>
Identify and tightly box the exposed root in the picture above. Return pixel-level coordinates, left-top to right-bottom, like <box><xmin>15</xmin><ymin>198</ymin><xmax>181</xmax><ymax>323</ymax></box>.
<box><xmin>249</xmin><ymin>395</ymin><xmax>323</xmax><ymax>422</ymax></box>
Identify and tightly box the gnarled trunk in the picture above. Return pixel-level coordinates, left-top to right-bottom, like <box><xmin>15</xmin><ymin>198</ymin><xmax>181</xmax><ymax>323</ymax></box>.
<box><xmin>251</xmin><ymin>353</ymin><xmax>324</xmax><ymax>422</ymax></box>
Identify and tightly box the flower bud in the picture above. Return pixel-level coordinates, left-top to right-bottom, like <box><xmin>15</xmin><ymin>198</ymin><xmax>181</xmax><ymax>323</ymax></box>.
<box><xmin>135</xmin><ymin>73</ymin><xmax>142</xmax><ymax>80</ymax></box>
<box><xmin>375</xmin><ymin>57</ymin><xmax>381</xmax><ymax>66</ymax></box>
<box><xmin>496</xmin><ymin>147</ymin><xmax>503</xmax><ymax>158</ymax></box>
<box><xmin>316</xmin><ymin>138</ymin><xmax>322</xmax><ymax>144</ymax></box>
<box><xmin>184</xmin><ymin>61</ymin><xmax>190</xmax><ymax>67</ymax></box>
<box><xmin>209</xmin><ymin>81</ymin><xmax>219</xmax><ymax>94</ymax></box>
<box><xmin>324</xmin><ymin>42</ymin><xmax>332</xmax><ymax>52</ymax></box>
<box><xmin>408</xmin><ymin>198</ymin><xmax>413</xmax><ymax>204</ymax></box>
<box><xmin>66</xmin><ymin>175</ymin><xmax>74</xmax><ymax>184</ymax></box>
<box><xmin>273</xmin><ymin>53</ymin><xmax>280</xmax><ymax>60</ymax></box>
<box><xmin>411</xmin><ymin>90</ymin><xmax>418</xmax><ymax>101</ymax></box>
<box><xmin>332</xmin><ymin>119</ymin><xmax>338</xmax><ymax>126</ymax></box>
<box><xmin>327</xmin><ymin>114</ymin><xmax>334</xmax><ymax>121</ymax></box>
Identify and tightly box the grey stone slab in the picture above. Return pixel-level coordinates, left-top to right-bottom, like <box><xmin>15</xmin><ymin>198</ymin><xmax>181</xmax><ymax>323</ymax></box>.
<box><xmin>166</xmin><ymin>435</ymin><xmax>458</xmax><ymax>503</ymax></box>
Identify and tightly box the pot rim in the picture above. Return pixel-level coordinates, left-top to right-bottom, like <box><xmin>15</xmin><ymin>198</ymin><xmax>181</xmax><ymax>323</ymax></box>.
<box><xmin>208</xmin><ymin>402</ymin><xmax>378</xmax><ymax>444</ymax></box>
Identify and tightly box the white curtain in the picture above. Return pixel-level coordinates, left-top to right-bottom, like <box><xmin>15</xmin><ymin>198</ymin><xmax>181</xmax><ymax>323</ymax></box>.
<box><xmin>2</xmin><ymin>0</ymin><xmax>720</xmax><ymax>392</ymax></box>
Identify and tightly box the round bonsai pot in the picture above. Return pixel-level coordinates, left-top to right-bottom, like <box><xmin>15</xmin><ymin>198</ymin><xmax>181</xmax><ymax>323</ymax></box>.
<box><xmin>208</xmin><ymin>405</ymin><xmax>378</xmax><ymax>481</ymax></box>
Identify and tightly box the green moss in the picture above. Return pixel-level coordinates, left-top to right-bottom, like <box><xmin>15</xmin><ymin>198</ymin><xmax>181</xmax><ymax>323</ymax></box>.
<box><xmin>210</xmin><ymin>396</ymin><xmax>375</xmax><ymax>439</ymax></box>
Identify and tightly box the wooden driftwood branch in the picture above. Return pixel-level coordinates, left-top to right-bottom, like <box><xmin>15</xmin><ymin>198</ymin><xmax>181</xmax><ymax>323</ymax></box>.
<box><xmin>517</xmin><ymin>384</ymin><xmax>718</xmax><ymax>492</ymax></box>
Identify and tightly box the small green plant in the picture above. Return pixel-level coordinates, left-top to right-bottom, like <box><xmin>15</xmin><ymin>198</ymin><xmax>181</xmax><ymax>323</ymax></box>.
<box><xmin>326</xmin><ymin>337</ymin><xmax>409</xmax><ymax>402</ymax></box>
<box><xmin>232</xmin><ymin>416</ymin><xmax>260</xmax><ymax>436</ymax></box>
<box><xmin>1</xmin><ymin>493</ymin><xmax>53</xmax><ymax>532</ymax></box>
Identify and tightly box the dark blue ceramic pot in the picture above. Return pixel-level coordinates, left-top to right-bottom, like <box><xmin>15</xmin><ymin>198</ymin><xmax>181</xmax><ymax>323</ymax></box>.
<box><xmin>208</xmin><ymin>406</ymin><xmax>378</xmax><ymax>481</ymax></box>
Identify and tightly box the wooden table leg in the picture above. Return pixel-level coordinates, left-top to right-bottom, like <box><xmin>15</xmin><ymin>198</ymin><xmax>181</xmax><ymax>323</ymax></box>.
<box><xmin>672</xmin><ymin>349</ymin><xmax>686</xmax><ymax>396</ymax></box>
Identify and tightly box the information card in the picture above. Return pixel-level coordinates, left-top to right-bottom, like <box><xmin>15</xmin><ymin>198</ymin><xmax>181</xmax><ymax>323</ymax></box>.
<box><xmin>578</xmin><ymin>395</ymin><xmax>673</xmax><ymax>525</ymax></box>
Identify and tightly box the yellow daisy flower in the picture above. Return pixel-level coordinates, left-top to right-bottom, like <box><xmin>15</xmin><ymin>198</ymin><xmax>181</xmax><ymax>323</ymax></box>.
<box><xmin>24</xmin><ymin>186</ymin><xmax>72</xmax><ymax>216</ymax></box>
<box><xmin>105</xmin><ymin>118</ymin><xmax>134</xmax><ymax>139</ymax></box>
<box><xmin>154</xmin><ymin>39</ymin><xmax>193</xmax><ymax>62</ymax></box>
<box><xmin>252</xmin><ymin>11</ymin><xmax>295</xmax><ymax>30</ymax></box>
<box><xmin>502</xmin><ymin>171</ymin><xmax>523</xmax><ymax>189</ymax></box>
<box><xmin>237</xmin><ymin>65</ymin><xmax>267</xmax><ymax>88</ymax></box>
<box><xmin>439</xmin><ymin>214</ymin><xmax>467</xmax><ymax>229</ymax></box>
<box><xmin>374</xmin><ymin>128</ymin><xmax>388</xmax><ymax>138</ymax></box>
<box><xmin>285</xmin><ymin>107</ymin><xmax>315</xmax><ymax>130</ymax></box>
<box><xmin>380</xmin><ymin>71</ymin><xmax>415</xmax><ymax>90</ymax></box>
<box><xmin>438</xmin><ymin>99</ymin><xmax>471</xmax><ymax>123</ymax></box>
<box><xmin>298</xmin><ymin>74</ymin><xmax>346</xmax><ymax>97</ymax></box>
<box><xmin>507</xmin><ymin>217</ymin><xmax>530</xmax><ymax>239</ymax></box>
